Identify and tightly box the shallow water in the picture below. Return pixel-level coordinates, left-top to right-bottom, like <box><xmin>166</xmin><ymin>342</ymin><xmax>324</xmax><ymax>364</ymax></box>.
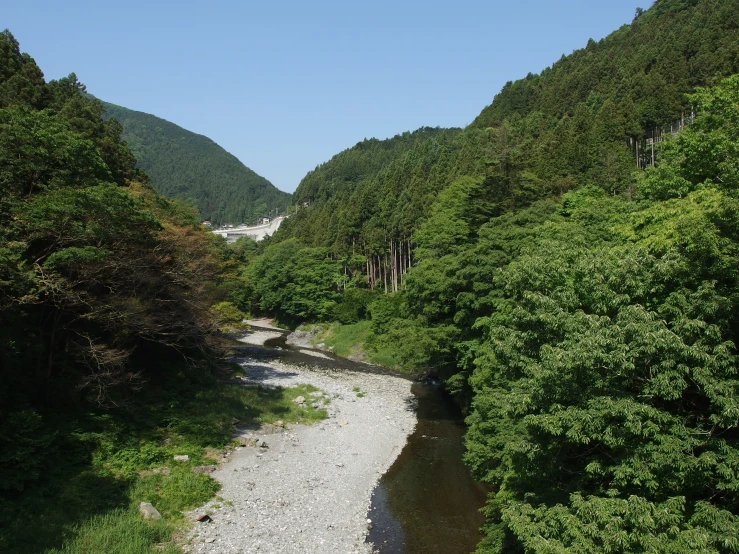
<box><xmin>365</xmin><ymin>382</ymin><xmax>489</xmax><ymax>554</ymax></box>
<box><xmin>234</xmin><ymin>330</ymin><xmax>488</xmax><ymax>554</ymax></box>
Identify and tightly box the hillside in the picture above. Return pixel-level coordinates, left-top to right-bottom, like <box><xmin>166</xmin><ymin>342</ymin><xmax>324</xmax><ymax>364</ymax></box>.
<box><xmin>473</xmin><ymin>0</ymin><xmax>739</xmax><ymax>130</ymax></box>
<box><xmin>235</xmin><ymin>0</ymin><xmax>739</xmax><ymax>551</ymax></box>
<box><xmin>101</xmin><ymin>102</ymin><xmax>291</xmax><ymax>226</ymax></box>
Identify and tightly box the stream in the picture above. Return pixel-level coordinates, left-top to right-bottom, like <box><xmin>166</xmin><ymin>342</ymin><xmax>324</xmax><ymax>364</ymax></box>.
<box><xmin>243</xmin><ymin>332</ymin><xmax>489</xmax><ymax>554</ymax></box>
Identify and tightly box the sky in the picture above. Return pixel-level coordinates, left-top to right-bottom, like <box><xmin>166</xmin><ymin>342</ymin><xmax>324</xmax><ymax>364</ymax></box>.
<box><xmin>5</xmin><ymin>0</ymin><xmax>640</xmax><ymax>193</ymax></box>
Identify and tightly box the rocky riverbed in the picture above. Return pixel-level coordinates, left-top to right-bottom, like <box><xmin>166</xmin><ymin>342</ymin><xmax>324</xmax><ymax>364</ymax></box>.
<box><xmin>185</xmin><ymin>325</ymin><xmax>416</xmax><ymax>554</ymax></box>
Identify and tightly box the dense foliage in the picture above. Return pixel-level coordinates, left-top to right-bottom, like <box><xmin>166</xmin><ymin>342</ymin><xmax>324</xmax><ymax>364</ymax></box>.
<box><xmin>473</xmin><ymin>0</ymin><xmax>739</xmax><ymax>131</ymax></box>
<box><xmin>101</xmin><ymin>101</ymin><xmax>291</xmax><ymax>226</ymax></box>
<box><xmin>235</xmin><ymin>0</ymin><xmax>739</xmax><ymax>551</ymax></box>
<box><xmin>0</xmin><ymin>28</ymin><xmax>233</xmax><ymax>491</ymax></box>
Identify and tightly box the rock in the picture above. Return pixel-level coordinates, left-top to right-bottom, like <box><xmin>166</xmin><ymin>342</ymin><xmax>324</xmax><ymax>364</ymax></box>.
<box><xmin>139</xmin><ymin>502</ymin><xmax>162</xmax><ymax>520</ymax></box>
<box><xmin>192</xmin><ymin>465</ymin><xmax>218</xmax><ymax>474</ymax></box>
<box><xmin>328</xmin><ymin>346</ymin><xmax>334</xmax><ymax>353</ymax></box>
<box><xmin>196</xmin><ymin>514</ymin><xmax>213</xmax><ymax>522</ymax></box>
<box><xmin>339</xmin><ymin>420</ymin><xmax>349</xmax><ymax>425</ymax></box>
<box><xmin>316</xmin><ymin>343</ymin><xmax>325</xmax><ymax>349</ymax></box>
<box><xmin>173</xmin><ymin>455</ymin><xmax>189</xmax><ymax>462</ymax></box>
<box><xmin>257</xmin><ymin>439</ymin><xmax>268</xmax><ymax>448</ymax></box>
<box><xmin>293</xmin><ymin>396</ymin><xmax>305</xmax><ymax>404</ymax></box>
<box><xmin>274</xmin><ymin>420</ymin><xmax>284</xmax><ymax>428</ymax></box>
<box><xmin>312</xmin><ymin>402</ymin><xmax>321</xmax><ymax>409</ymax></box>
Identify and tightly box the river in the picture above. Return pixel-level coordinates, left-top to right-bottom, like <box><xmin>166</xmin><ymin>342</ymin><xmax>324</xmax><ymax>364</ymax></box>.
<box><xmin>251</xmin><ymin>332</ymin><xmax>489</xmax><ymax>554</ymax></box>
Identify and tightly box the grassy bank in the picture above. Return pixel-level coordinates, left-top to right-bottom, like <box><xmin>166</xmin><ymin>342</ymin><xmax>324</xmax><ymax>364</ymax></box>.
<box><xmin>305</xmin><ymin>320</ymin><xmax>407</xmax><ymax>371</ymax></box>
<box><xmin>0</xmin><ymin>363</ymin><xmax>327</xmax><ymax>554</ymax></box>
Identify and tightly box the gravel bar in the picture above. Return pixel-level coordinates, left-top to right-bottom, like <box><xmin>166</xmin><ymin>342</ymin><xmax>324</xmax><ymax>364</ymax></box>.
<box><xmin>186</xmin><ymin>333</ymin><xmax>416</xmax><ymax>554</ymax></box>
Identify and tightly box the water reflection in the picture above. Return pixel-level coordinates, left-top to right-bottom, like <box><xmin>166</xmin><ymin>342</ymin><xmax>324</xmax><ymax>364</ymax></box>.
<box><xmin>366</xmin><ymin>383</ymin><xmax>490</xmax><ymax>554</ymax></box>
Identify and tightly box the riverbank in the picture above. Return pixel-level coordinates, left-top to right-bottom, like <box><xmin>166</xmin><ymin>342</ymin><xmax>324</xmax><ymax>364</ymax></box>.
<box><xmin>185</xmin><ymin>329</ymin><xmax>416</xmax><ymax>553</ymax></box>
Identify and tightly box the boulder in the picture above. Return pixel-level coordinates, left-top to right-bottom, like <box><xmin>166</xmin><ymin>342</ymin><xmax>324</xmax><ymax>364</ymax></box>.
<box><xmin>293</xmin><ymin>396</ymin><xmax>305</xmax><ymax>404</ymax></box>
<box><xmin>139</xmin><ymin>502</ymin><xmax>162</xmax><ymax>520</ymax></box>
<box><xmin>173</xmin><ymin>455</ymin><xmax>189</xmax><ymax>462</ymax></box>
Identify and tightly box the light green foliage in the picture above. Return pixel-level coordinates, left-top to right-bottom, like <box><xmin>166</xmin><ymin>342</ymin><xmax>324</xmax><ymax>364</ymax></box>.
<box><xmin>210</xmin><ymin>301</ymin><xmax>248</xmax><ymax>332</ymax></box>
<box><xmin>465</xmin><ymin>75</ymin><xmax>739</xmax><ymax>552</ymax></box>
<box><xmin>245</xmin><ymin>238</ymin><xmax>342</xmax><ymax>323</ymax></box>
<box><xmin>640</xmin><ymin>74</ymin><xmax>739</xmax><ymax>200</ymax></box>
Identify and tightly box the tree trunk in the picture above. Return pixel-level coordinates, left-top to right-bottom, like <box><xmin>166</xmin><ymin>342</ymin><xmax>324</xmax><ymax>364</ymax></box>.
<box><xmin>383</xmin><ymin>252</ymin><xmax>388</xmax><ymax>294</ymax></box>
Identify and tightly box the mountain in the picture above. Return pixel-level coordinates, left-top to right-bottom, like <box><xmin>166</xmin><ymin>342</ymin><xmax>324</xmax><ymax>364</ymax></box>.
<box><xmin>472</xmin><ymin>0</ymin><xmax>739</xmax><ymax>130</ymax></box>
<box><xmin>101</xmin><ymin>101</ymin><xmax>291</xmax><ymax>226</ymax></box>
<box><xmin>239</xmin><ymin>1</ymin><xmax>739</xmax><ymax>551</ymax></box>
<box><xmin>277</xmin><ymin>0</ymin><xmax>738</xmax><ymax>259</ymax></box>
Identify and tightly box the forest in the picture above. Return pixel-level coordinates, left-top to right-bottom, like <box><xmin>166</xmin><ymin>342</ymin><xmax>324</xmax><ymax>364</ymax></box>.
<box><xmin>229</xmin><ymin>0</ymin><xmax>739</xmax><ymax>551</ymax></box>
<box><xmin>101</xmin><ymin>101</ymin><xmax>291</xmax><ymax>227</ymax></box>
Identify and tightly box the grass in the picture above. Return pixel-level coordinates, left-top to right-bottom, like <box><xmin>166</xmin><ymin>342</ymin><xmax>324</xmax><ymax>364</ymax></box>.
<box><xmin>312</xmin><ymin>320</ymin><xmax>403</xmax><ymax>369</ymax></box>
<box><xmin>0</xmin><ymin>362</ymin><xmax>328</xmax><ymax>554</ymax></box>
<box><xmin>352</xmin><ymin>386</ymin><xmax>366</xmax><ymax>398</ymax></box>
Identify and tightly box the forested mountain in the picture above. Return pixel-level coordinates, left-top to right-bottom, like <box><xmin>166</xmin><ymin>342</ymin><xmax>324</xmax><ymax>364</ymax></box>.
<box><xmin>101</xmin><ymin>101</ymin><xmax>291</xmax><ymax>226</ymax></box>
<box><xmin>276</xmin><ymin>0</ymin><xmax>739</xmax><ymax>268</ymax></box>
<box><xmin>473</xmin><ymin>0</ymin><xmax>739</xmax><ymax>130</ymax></box>
<box><xmin>235</xmin><ymin>0</ymin><xmax>739</xmax><ymax>551</ymax></box>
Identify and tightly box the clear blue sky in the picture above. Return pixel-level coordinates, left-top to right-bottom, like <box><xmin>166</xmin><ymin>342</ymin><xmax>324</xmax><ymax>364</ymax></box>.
<box><xmin>5</xmin><ymin>0</ymin><xmax>639</xmax><ymax>193</ymax></box>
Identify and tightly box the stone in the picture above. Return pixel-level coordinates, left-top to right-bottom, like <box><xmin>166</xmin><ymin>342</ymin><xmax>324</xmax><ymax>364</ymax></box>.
<box><xmin>312</xmin><ymin>402</ymin><xmax>321</xmax><ymax>409</ymax></box>
<box><xmin>274</xmin><ymin>420</ymin><xmax>284</xmax><ymax>428</ymax></box>
<box><xmin>173</xmin><ymin>454</ymin><xmax>189</xmax><ymax>462</ymax></box>
<box><xmin>192</xmin><ymin>465</ymin><xmax>217</xmax><ymax>474</ymax></box>
<box><xmin>139</xmin><ymin>502</ymin><xmax>162</xmax><ymax>520</ymax></box>
<box><xmin>293</xmin><ymin>396</ymin><xmax>305</xmax><ymax>404</ymax></box>
<box><xmin>339</xmin><ymin>420</ymin><xmax>349</xmax><ymax>425</ymax></box>
<box><xmin>316</xmin><ymin>343</ymin><xmax>325</xmax><ymax>349</ymax></box>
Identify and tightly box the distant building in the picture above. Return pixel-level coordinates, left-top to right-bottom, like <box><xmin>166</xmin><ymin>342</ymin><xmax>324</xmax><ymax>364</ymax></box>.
<box><xmin>202</xmin><ymin>220</ymin><xmax>212</xmax><ymax>227</ymax></box>
<box><xmin>302</xmin><ymin>201</ymin><xmax>311</xmax><ymax>207</ymax></box>
<box><xmin>259</xmin><ymin>217</ymin><xmax>271</xmax><ymax>225</ymax></box>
